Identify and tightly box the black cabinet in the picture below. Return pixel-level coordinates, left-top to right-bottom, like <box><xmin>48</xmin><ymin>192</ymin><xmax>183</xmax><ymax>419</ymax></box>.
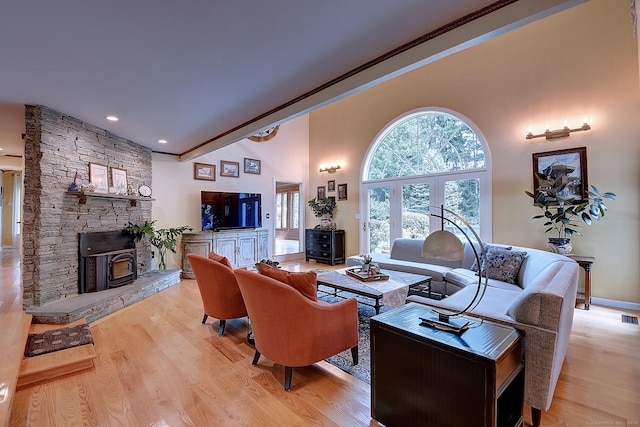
<box><xmin>305</xmin><ymin>229</ymin><xmax>345</xmax><ymax>266</ymax></box>
<box><xmin>371</xmin><ymin>303</ymin><xmax>524</xmax><ymax>427</ymax></box>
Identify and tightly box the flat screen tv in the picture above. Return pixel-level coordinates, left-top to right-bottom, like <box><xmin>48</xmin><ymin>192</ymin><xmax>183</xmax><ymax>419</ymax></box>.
<box><xmin>201</xmin><ymin>191</ymin><xmax>262</xmax><ymax>231</ymax></box>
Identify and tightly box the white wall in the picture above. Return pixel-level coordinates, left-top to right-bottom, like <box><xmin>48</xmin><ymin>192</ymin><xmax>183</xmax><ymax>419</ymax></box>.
<box><xmin>152</xmin><ymin>115</ymin><xmax>309</xmax><ymax>269</ymax></box>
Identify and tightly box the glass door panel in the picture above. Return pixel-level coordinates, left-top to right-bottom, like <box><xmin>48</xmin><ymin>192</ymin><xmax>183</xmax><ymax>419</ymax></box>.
<box><xmin>401</xmin><ymin>182</ymin><xmax>431</xmax><ymax>239</ymax></box>
<box><xmin>444</xmin><ymin>178</ymin><xmax>480</xmax><ymax>240</ymax></box>
<box><xmin>366</xmin><ymin>186</ymin><xmax>391</xmax><ymax>254</ymax></box>
<box><xmin>292</xmin><ymin>192</ymin><xmax>299</xmax><ymax>229</ymax></box>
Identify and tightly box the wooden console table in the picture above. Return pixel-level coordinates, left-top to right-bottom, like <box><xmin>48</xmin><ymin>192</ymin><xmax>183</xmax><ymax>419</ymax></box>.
<box><xmin>568</xmin><ymin>255</ymin><xmax>594</xmax><ymax>310</ymax></box>
<box><xmin>371</xmin><ymin>303</ymin><xmax>524</xmax><ymax>426</ymax></box>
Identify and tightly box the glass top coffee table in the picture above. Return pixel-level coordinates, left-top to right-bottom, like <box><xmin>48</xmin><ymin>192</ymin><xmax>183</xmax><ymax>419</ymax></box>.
<box><xmin>316</xmin><ymin>268</ymin><xmax>432</xmax><ymax>314</ymax></box>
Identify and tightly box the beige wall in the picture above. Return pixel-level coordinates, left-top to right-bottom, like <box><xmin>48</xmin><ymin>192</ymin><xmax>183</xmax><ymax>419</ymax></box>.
<box><xmin>309</xmin><ymin>0</ymin><xmax>640</xmax><ymax>304</ymax></box>
<box><xmin>152</xmin><ymin>115</ymin><xmax>310</xmax><ymax>268</ymax></box>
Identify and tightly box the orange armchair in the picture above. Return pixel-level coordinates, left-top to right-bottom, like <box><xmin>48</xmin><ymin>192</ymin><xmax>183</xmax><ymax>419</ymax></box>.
<box><xmin>234</xmin><ymin>268</ymin><xmax>359</xmax><ymax>391</ymax></box>
<box><xmin>187</xmin><ymin>254</ymin><xmax>248</xmax><ymax>336</ymax></box>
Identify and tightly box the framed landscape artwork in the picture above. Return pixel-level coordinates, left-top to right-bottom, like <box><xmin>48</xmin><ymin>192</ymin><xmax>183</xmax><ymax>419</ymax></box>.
<box><xmin>194</xmin><ymin>162</ymin><xmax>215</xmax><ymax>181</ymax></box>
<box><xmin>532</xmin><ymin>147</ymin><xmax>588</xmax><ymax>202</ymax></box>
<box><xmin>220</xmin><ymin>160</ymin><xmax>240</xmax><ymax>178</ymax></box>
<box><xmin>89</xmin><ymin>162</ymin><xmax>108</xmax><ymax>193</ymax></box>
<box><xmin>244</xmin><ymin>158</ymin><xmax>261</xmax><ymax>175</ymax></box>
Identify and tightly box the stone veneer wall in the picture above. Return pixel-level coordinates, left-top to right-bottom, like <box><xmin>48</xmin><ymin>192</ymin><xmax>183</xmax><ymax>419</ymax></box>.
<box><xmin>23</xmin><ymin>105</ymin><xmax>153</xmax><ymax>308</ymax></box>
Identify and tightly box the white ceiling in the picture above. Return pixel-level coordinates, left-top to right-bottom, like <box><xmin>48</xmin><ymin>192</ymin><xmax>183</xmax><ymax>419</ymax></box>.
<box><xmin>0</xmin><ymin>0</ymin><xmax>584</xmax><ymax>162</ymax></box>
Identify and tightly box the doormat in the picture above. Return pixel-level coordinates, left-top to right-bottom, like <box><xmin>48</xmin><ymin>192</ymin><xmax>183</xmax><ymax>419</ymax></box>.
<box><xmin>24</xmin><ymin>324</ymin><xmax>94</xmax><ymax>357</ymax></box>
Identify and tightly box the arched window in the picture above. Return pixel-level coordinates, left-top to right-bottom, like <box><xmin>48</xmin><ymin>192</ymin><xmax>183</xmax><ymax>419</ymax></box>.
<box><xmin>361</xmin><ymin>108</ymin><xmax>491</xmax><ymax>254</ymax></box>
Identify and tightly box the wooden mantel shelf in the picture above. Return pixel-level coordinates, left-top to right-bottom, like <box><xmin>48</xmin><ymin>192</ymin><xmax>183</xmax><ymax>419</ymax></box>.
<box><xmin>65</xmin><ymin>191</ymin><xmax>155</xmax><ymax>207</ymax></box>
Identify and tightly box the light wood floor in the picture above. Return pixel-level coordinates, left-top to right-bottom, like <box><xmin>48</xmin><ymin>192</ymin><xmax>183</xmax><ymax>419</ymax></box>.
<box><xmin>3</xmin><ymin>250</ymin><xmax>640</xmax><ymax>426</ymax></box>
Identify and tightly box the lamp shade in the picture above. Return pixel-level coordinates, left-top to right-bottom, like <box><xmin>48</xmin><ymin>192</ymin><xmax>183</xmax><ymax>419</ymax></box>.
<box><xmin>422</xmin><ymin>230</ymin><xmax>464</xmax><ymax>261</ymax></box>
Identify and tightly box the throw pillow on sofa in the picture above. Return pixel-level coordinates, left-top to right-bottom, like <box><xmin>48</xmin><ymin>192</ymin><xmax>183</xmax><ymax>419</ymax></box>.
<box><xmin>208</xmin><ymin>251</ymin><xmax>233</xmax><ymax>269</ymax></box>
<box><xmin>256</xmin><ymin>263</ymin><xmax>318</xmax><ymax>301</ymax></box>
<box><xmin>470</xmin><ymin>244</ymin><xmax>511</xmax><ymax>272</ymax></box>
<box><xmin>472</xmin><ymin>245</ymin><xmax>527</xmax><ymax>285</ymax></box>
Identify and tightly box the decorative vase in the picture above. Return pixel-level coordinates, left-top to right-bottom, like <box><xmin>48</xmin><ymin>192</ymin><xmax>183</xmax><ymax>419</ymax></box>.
<box><xmin>158</xmin><ymin>249</ymin><xmax>168</xmax><ymax>271</ymax></box>
<box><xmin>362</xmin><ymin>262</ymin><xmax>371</xmax><ymax>274</ymax></box>
<box><xmin>320</xmin><ymin>218</ymin><xmax>332</xmax><ymax>230</ymax></box>
<box><xmin>547</xmin><ymin>238</ymin><xmax>573</xmax><ymax>255</ymax></box>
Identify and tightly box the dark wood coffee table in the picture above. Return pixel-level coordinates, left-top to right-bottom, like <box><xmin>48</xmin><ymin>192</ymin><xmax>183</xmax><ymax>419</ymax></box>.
<box><xmin>316</xmin><ymin>268</ymin><xmax>432</xmax><ymax>314</ymax></box>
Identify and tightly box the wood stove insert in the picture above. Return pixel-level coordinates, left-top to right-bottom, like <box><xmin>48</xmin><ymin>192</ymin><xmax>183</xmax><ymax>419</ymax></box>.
<box><xmin>79</xmin><ymin>230</ymin><xmax>138</xmax><ymax>293</ymax></box>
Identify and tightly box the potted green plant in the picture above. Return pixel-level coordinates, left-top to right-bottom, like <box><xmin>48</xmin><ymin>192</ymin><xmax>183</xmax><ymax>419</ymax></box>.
<box><xmin>308</xmin><ymin>197</ymin><xmax>337</xmax><ymax>230</ymax></box>
<box><xmin>525</xmin><ymin>165</ymin><xmax>616</xmax><ymax>253</ymax></box>
<box><xmin>255</xmin><ymin>258</ymin><xmax>280</xmax><ymax>269</ymax></box>
<box><xmin>126</xmin><ymin>220</ymin><xmax>192</xmax><ymax>271</ymax></box>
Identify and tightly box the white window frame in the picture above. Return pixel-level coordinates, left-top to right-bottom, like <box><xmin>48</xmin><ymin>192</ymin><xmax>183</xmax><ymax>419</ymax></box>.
<box><xmin>359</xmin><ymin>107</ymin><xmax>492</xmax><ymax>253</ymax></box>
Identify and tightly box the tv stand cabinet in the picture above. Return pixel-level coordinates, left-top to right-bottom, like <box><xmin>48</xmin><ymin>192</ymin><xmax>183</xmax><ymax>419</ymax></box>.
<box><xmin>181</xmin><ymin>229</ymin><xmax>268</xmax><ymax>278</ymax></box>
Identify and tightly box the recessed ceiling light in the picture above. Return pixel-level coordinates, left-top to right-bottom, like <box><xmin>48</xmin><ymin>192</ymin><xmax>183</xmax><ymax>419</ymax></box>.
<box><xmin>106</xmin><ymin>115</ymin><xmax>119</xmax><ymax>122</ymax></box>
<box><xmin>158</xmin><ymin>139</ymin><xmax>167</xmax><ymax>144</ymax></box>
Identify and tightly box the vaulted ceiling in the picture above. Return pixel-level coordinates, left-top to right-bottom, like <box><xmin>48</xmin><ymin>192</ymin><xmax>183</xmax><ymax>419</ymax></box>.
<box><xmin>0</xmin><ymin>0</ymin><xmax>584</xmax><ymax>163</ymax></box>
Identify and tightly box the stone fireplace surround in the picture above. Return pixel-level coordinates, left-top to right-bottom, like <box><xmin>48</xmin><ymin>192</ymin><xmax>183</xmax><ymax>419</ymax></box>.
<box><xmin>22</xmin><ymin>105</ymin><xmax>179</xmax><ymax>322</ymax></box>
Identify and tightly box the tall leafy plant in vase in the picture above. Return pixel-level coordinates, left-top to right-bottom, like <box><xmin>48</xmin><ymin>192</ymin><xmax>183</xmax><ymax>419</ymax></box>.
<box><xmin>525</xmin><ymin>165</ymin><xmax>616</xmax><ymax>254</ymax></box>
<box><xmin>127</xmin><ymin>220</ymin><xmax>192</xmax><ymax>271</ymax></box>
<box><xmin>308</xmin><ymin>197</ymin><xmax>337</xmax><ymax>230</ymax></box>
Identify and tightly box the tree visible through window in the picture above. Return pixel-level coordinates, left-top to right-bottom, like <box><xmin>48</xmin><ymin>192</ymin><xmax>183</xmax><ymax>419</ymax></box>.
<box><xmin>363</xmin><ymin>109</ymin><xmax>489</xmax><ymax>253</ymax></box>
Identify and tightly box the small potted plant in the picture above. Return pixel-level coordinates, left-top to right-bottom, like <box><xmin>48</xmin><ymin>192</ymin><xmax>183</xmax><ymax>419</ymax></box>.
<box><xmin>359</xmin><ymin>253</ymin><xmax>373</xmax><ymax>273</ymax></box>
<box><xmin>255</xmin><ymin>259</ymin><xmax>280</xmax><ymax>269</ymax></box>
<box><xmin>308</xmin><ymin>197</ymin><xmax>337</xmax><ymax>230</ymax></box>
<box><xmin>127</xmin><ymin>220</ymin><xmax>192</xmax><ymax>271</ymax></box>
<box><xmin>525</xmin><ymin>165</ymin><xmax>616</xmax><ymax>253</ymax></box>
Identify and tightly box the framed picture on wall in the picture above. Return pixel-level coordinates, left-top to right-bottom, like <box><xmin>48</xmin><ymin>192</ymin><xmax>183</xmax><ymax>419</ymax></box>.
<box><xmin>220</xmin><ymin>160</ymin><xmax>240</xmax><ymax>177</ymax></box>
<box><xmin>317</xmin><ymin>186</ymin><xmax>326</xmax><ymax>200</ymax></box>
<box><xmin>194</xmin><ymin>162</ymin><xmax>216</xmax><ymax>181</ymax></box>
<box><xmin>111</xmin><ymin>168</ymin><xmax>128</xmax><ymax>194</ymax></box>
<box><xmin>327</xmin><ymin>180</ymin><xmax>336</xmax><ymax>192</ymax></box>
<box><xmin>338</xmin><ymin>183</ymin><xmax>348</xmax><ymax>200</ymax></box>
<box><xmin>89</xmin><ymin>162</ymin><xmax>108</xmax><ymax>193</ymax></box>
<box><xmin>244</xmin><ymin>158</ymin><xmax>261</xmax><ymax>174</ymax></box>
<box><xmin>532</xmin><ymin>147</ymin><xmax>587</xmax><ymax>203</ymax></box>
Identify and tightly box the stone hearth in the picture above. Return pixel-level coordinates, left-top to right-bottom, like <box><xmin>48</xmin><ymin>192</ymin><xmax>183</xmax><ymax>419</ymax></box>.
<box><xmin>26</xmin><ymin>270</ymin><xmax>181</xmax><ymax>324</ymax></box>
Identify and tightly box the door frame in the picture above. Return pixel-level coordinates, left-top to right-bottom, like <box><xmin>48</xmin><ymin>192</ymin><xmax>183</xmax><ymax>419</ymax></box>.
<box><xmin>273</xmin><ymin>179</ymin><xmax>305</xmax><ymax>262</ymax></box>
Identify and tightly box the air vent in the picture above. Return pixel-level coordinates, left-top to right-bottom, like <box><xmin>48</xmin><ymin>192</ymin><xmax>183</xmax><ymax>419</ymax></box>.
<box><xmin>621</xmin><ymin>315</ymin><xmax>639</xmax><ymax>325</ymax></box>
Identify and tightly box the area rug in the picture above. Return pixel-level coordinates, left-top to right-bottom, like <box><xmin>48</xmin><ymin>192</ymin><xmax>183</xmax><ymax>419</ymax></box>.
<box><xmin>319</xmin><ymin>291</ymin><xmax>391</xmax><ymax>384</ymax></box>
<box><xmin>24</xmin><ymin>324</ymin><xmax>94</xmax><ymax>357</ymax></box>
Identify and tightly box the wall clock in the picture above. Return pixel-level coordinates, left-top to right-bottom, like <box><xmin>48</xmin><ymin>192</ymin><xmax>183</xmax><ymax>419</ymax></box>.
<box><xmin>248</xmin><ymin>125</ymin><xmax>279</xmax><ymax>142</ymax></box>
<box><xmin>138</xmin><ymin>184</ymin><xmax>152</xmax><ymax>197</ymax></box>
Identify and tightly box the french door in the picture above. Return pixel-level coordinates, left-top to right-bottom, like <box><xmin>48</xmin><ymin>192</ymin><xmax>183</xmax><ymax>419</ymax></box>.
<box><xmin>361</xmin><ymin>171</ymin><xmax>486</xmax><ymax>254</ymax></box>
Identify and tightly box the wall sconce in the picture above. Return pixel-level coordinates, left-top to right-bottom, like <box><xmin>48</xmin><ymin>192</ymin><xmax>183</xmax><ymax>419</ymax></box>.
<box><xmin>526</xmin><ymin>119</ymin><xmax>591</xmax><ymax>141</ymax></box>
<box><xmin>319</xmin><ymin>164</ymin><xmax>341</xmax><ymax>173</ymax></box>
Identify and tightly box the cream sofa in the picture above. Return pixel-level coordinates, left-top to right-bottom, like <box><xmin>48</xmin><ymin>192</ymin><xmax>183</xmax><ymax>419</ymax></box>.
<box><xmin>347</xmin><ymin>238</ymin><xmax>579</xmax><ymax>423</ymax></box>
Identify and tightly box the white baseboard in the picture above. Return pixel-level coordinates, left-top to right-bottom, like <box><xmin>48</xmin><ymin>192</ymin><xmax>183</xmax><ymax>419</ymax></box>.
<box><xmin>591</xmin><ymin>297</ymin><xmax>640</xmax><ymax>312</ymax></box>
